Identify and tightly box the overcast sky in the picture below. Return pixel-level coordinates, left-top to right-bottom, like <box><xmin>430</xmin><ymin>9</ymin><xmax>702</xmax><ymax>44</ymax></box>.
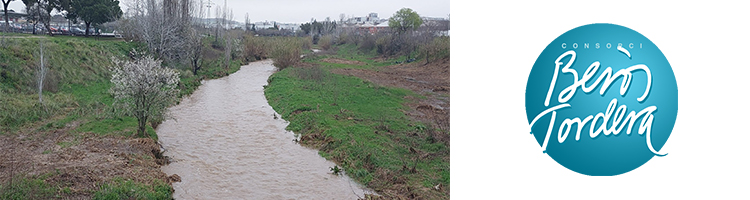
<box><xmin>6</xmin><ymin>0</ymin><xmax>449</xmax><ymax>24</ymax></box>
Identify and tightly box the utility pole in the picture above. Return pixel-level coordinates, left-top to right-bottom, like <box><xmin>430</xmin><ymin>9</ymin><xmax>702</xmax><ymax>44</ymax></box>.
<box><xmin>205</xmin><ymin>0</ymin><xmax>213</xmax><ymax>29</ymax></box>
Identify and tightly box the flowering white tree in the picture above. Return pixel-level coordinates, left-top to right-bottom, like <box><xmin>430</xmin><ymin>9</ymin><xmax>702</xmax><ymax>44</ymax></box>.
<box><xmin>110</xmin><ymin>55</ymin><xmax>180</xmax><ymax>138</ymax></box>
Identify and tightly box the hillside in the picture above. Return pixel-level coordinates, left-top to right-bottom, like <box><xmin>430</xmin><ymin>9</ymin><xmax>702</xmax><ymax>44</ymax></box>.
<box><xmin>0</xmin><ymin>35</ymin><xmax>240</xmax><ymax>199</ymax></box>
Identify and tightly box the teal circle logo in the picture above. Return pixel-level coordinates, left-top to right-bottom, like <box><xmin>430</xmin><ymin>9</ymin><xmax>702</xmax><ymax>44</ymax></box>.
<box><xmin>525</xmin><ymin>23</ymin><xmax>678</xmax><ymax>176</ymax></box>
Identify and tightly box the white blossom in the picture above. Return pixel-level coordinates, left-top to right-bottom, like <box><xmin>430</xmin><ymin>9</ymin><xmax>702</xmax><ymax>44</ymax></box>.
<box><xmin>110</xmin><ymin>54</ymin><xmax>180</xmax><ymax>137</ymax></box>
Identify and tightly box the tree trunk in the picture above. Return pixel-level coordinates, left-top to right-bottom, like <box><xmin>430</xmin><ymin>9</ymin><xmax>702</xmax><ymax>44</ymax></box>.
<box><xmin>85</xmin><ymin>22</ymin><xmax>91</xmax><ymax>36</ymax></box>
<box><xmin>3</xmin><ymin>3</ymin><xmax>9</xmax><ymax>32</ymax></box>
<box><xmin>138</xmin><ymin>114</ymin><xmax>148</xmax><ymax>138</ymax></box>
<box><xmin>39</xmin><ymin>40</ymin><xmax>45</xmax><ymax>104</ymax></box>
<box><xmin>192</xmin><ymin>59</ymin><xmax>200</xmax><ymax>75</ymax></box>
<box><xmin>46</xmin><ymin>24</ymin><xmax>53</xmax><ymax>36</ymax></box>
<box><xmin>426</xmin><ymin>51</ymin><xmax>430</xmax><ymax>64</ymax></box>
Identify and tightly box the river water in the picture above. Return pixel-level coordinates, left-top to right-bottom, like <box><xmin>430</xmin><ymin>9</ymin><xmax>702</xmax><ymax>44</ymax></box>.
<box><xmin>157</xmin><ymin>60</ymin><xmax>370</xmax><ymax>199</ymax></box>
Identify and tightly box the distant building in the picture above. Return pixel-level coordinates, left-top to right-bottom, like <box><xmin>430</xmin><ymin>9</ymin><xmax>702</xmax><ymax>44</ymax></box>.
<box><xmin>366</xmin><ymin>13</ymin><xmax>378</xmax><ymax>22</ymax></box>
<box><xmin>253</xmin><ymin>21</ymin><xmax>276</xmax><ymax>30</ymax></box>
<box><xmin>0</xmin><ymin>9</ymin><xmax>27</xmax><ymax>23</ymax></box>
<box><xmin>346</xmin><ymin>12</ymin><xmax>380</xmax><ymax>25</ymax></box>
<box><xmin>420</xmin><ymin>17</ymin><xmax>450</xmax><ymax>36</ymax></box>
<box><xmin>277</xmin><ymin>23</ymin><xmax>299</xmax><ymax>32</ymax></box>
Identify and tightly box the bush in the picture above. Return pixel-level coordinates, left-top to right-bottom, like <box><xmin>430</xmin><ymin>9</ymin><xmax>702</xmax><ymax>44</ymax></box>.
<box><xmin>302</xmin><ymin>36</ymin><xmax>313</xmax><ymax>50</ymax></box>
<box><xmin>358</xmin><ymin>34</ymin><xmax>376</xmax><ymax>53</ymax></box>
<box><xmin>376</xmin><ymin>34</ymin><xmax>394</xmax><ymax>55</ymax></box>
<box><xmin>271</xmin><ymin>38</ymin><xmax>302</xmax><ymax>70</ymax></box>
<box><xmin>373</xmin><ymin>33</ymin><xmax>420</xmax><ymax>58</ymax></box>
<box><xmin>337</xmin><ymin>32</ymin><xmax>348</xmax><ymax>45</ymax></box>
<box><xmin>419</xmin><ymin>36</ymin><xmax>450</xmax><ymax>63</ymax></box>
<box><xmin>211</xmin><ymin>38</ymin><xmax>225</xmax><ymax>50</ymax></box>
<box><xmin>294</xmin><ymin>65</ymin><xmax>325</xmax><ymax>82</ymax></box>
<box><xmin>312</xmin><ymin>34</ymin><xmax>320</xmax><ymax>45</ymax></box>
<box><xmin>319</xmin><ymin>35</ymin><xmax>333</xmax><ymax>50</ymax></box>
<box><xmin>244</xmin><ymin>35</ymin><xmax>270</xmax><ymax>61</ymax></box>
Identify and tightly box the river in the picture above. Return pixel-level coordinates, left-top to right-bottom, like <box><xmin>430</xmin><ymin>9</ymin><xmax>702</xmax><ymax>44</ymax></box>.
<box><xmin>157</xmin><ymin>60</ymin><xmax>371</xmax><ymax>199</ymax></box>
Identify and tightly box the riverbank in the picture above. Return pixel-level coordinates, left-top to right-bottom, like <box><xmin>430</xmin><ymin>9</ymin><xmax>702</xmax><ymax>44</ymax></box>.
<box><xmin>265</xmin><ymin>44</ymin><xmax>450</xmax><ymax>199</ymax></box>
<box><xmin>0</xmin><ymin>35</ymin><xmax>243</xmax><ymax>199</ymax></box>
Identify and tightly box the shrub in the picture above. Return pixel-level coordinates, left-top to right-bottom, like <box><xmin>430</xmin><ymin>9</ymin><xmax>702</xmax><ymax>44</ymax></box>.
<box><xmin>302</xmin><ymin>36</ymin><xmax>313</xmax><ymax>50</ymax></box>
<box><xmin>319</xmin><ymin>35</ymin><xmax>333</xmax><ymax>50</ymax></box>
<box><xmin>271</xmin><ymin>38</ymin><xmax>302</xmax><ymax>70</ymax></box>
<box><xmin>294</xmin><ymin>65</ymin><xmax>325</xmax><ymax>83</ymax></box>
<box><xmin>376</xmin><ymin>35</ymin><xmax>394</xmax><ymax>55</ymax></box>
<box><xmin>358</xmin><ymin>34</ymin><xmax>376</xmax><ymax>53</ymax></box>
<box><xmin>337</xmin><ymin>32</ymin><xmax>348</xmax><ymax>45</ymax></box>
<box><xmin>243</xmin><ymin>35</ymin><xmax>270</xmax><ymax>61</ymax></box>
<box><xmin>211</xmin><ymin>38</ymin><xmax>225</xmax><ymax>50</ymax></box>
<box><xmin>419</xmin><ymin>36</ymin><xmax>450</xmax><ymax>63</ymax></box>
<box><xmin>312</xmin><ymin>34</ymin><xmax>320</xmax><ymax>45</ymax></box>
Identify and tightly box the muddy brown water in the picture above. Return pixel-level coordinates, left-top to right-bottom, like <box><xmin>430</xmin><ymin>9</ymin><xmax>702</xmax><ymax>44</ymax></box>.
<box><xmin>157</xmin><ymin>60</ymin><xmax>372</xmax><ymax>199</ymax></box>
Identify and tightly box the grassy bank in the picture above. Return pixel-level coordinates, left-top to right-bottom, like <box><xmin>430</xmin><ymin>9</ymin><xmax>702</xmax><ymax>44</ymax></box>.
<box><xmin>0</xmin><ymin>34</ymin><xmax>243</xmax><ymax>199</ymax></box>
<box><xmin>265</xmin><ymin>45</ymin><xmax>450</xmax><ymax>199</ymax></box>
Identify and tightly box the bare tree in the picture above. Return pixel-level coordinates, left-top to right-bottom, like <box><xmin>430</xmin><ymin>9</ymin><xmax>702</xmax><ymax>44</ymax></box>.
<box><xmin>182</xmin><ymin>0</ymin><xmax>204</xmax><ymax>75</ymax></box>
<box><xmin>186</xmin><ymin>28</ymin><xmax>203</xmax><ymax>75</ymax></box>
<box><xmin>120</xmin><ymin>0</ymin><xmax>187</xmax><ymax>63</ymax></box>
<box><xmin>24</xmin><ymin>2</ymin><xmax>42</xmax><ymax>34</ymax></box>
<box><xmin>322</xmin><ymin>17</ymin><xmax>335</xmax><ymax>35</ymax></box>
<box><xmin>110</xmin><ymin>54</ymin><xmax>180</xmax><ymax>138</ymax></box>
<box><xmin>244</xmin><ymin>12</ymin><xmax>250</xmax><ymax>33</ymax></box>
<box><xmin>23</xmin><ymin>1</ymin><xmax>52</xmax><ymax>35</ymax></box>
<box><xmin>23</xmin><ymin>0</ymin><xmax>57</xmax><ymax>36</ymax></box>
<box><xmin>213</xmin><ymin>4</ymin><xmax>219</xmax><ymax>41</ymax></box>
<box><xmin>224</xmin><ymin>8</ymin><xmax>231</xmax><ymax>69</ymax></box>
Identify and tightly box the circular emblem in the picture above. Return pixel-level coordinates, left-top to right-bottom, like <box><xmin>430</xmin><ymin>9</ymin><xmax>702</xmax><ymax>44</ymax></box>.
<box><xmin>525</xmin><ymin>23</ymin><xmax>678</xmax><ymax>176</ymax></box>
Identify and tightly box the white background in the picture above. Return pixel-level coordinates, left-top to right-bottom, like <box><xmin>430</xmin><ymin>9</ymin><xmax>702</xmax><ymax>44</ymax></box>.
<box><xmin>452</xmin><ymin>1</ymin><xmax>750</xmax><ymax>199</ymax></box>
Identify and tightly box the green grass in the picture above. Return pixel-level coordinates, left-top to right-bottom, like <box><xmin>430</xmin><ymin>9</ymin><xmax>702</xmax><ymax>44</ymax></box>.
<box><xmin>0</xmin><ymin>33</ymin><xmax>243</xmax><ymax>133</ymax></box>
<box><xmin>92</xmin><ymin>178</ymin><xmax>172</xmax><ymax>200</ymax></box>
<box><xmin>0</xmin><ymin>35</ymin><xmax>138</xmax><ymax>133</ymax></box>
<box><xmin>304</xmin><ymin>44</ymin><xmax>407</xmax><ymax>70</ymax></box>
<box><xmin>0</xmin><ymin>92</ymin><xmax>76</xmax><ymax>133</ymax></box>
<box><xmin>265</xmin><ymin>58</ymin><xmax>449</xmax><ymax>198</ymax></box>
<box><xmin>0</xmin><ymin>174</ymin><xmax>56</xmax><ymax>200</ymax></box>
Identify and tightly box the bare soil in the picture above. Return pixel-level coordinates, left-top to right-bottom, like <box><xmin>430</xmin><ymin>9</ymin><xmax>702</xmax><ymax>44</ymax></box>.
<box><xmin>330</xmin><ymin>58</ymin><xmax>450</xmax><ymax>135</ymax></box>
<box><xmin>0</xmin><ymin>120</ymin><xmax>171</xmax><ymax>199</ymax></box>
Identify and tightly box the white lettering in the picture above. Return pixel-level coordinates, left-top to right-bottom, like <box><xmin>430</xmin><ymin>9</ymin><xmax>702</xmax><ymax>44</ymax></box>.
<box><xmin>531</xmin><ymin>50</ymin><xmax>665</xmax><ymax>156</ymax></box>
